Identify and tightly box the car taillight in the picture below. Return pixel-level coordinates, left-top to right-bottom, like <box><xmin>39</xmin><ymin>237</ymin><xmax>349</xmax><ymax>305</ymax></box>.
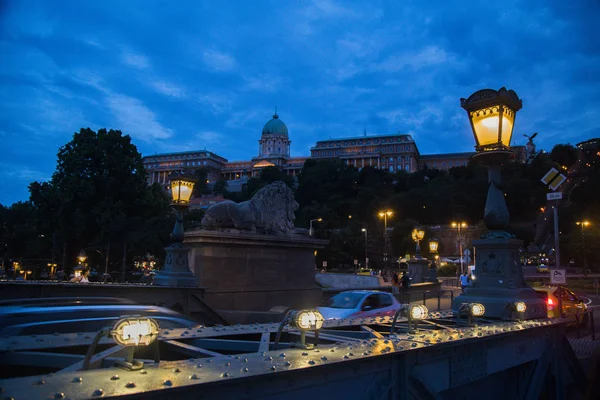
<box><xmin>547</xmin><ymin>298</ymin><xmax>554</xmax><ymax>311</ymax></box>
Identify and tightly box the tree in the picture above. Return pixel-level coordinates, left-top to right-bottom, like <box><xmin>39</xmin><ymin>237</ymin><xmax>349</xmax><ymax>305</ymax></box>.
<box><xmin>550</xmin><ymin>144</ymin><xmax>578</xmax><ymax>168</ymax></box>
<box><xmin>213</xmin><ymin>179</ymin><xmax>228</xmax><ymax>195</ymax></box>
<box><xmin>28</xmin><ymin>128</ymin><xmax>171</xmax><ymax>271</ymax></box>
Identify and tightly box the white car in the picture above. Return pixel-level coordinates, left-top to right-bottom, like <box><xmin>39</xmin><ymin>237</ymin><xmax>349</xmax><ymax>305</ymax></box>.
<box><xmin>318</xmin><ymin>290</ymin><xmax>402</xmax><ymax>320</ymax></box>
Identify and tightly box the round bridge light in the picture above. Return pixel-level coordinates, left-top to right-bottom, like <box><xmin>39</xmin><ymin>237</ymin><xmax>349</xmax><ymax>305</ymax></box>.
<box><xmin>515</xmin><ymin>302</ymin><xmax>527</xmax><ymax>313</ymax></box>
<box><xmin>470</xmin><ymin>303</ymin><xmax>485</xmax><ymax>317</ymax></box>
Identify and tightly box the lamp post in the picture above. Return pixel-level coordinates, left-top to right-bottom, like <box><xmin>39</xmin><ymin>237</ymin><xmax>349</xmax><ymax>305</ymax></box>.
<box><xmin>451</xmin><ymin>87</ymin><xmax>546</xmax><ymax>320</ymax></box>
<box><xmin>411</xmin><ymin>226</ymin><xmax>425</xmax><ymax>258</ymax></box>
<box><xmin>361</xmin><ymin>228</ymin><xmax>368</xmax><ymax>268</ymax></box>
<box><xmin>378</xmin><ymin>210</ymin><xmax>393</xmax><ymax>268</ymax></box>
<box><xmin>153</xmin><ymin>172</ymin><xmax>199</xmax><ymax>287</ymax></box>
<box><xmin>309</xmin><ymin>218</ymin><xmax>322</xmax><ymax>236</ymax></box>
<box><xmin>576</xmin><ymin>221</ymin><xmax>591</xmax><ymax>271</ymax></box>
<box><xmin>451</xmin><ymin>222</ymin><xmax>467</xmax><ymax>274</ymax></box>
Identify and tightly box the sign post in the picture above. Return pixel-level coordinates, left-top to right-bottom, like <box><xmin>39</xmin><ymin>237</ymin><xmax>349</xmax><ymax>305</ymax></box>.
<box><xmin>550</xmin><ymin>269</ymin><xmax>567</xmax><ymax>285</ymax></box>
<box><xmin>542</xmin><ymin>167</ymin><xmax>567</xmax><ymax>270</ymax></box>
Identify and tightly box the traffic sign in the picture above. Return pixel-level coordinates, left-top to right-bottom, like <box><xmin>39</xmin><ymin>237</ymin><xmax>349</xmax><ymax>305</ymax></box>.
<box><xmin>550</xmin><ymin>269</ymin><xmax>566</xmax><ymax>285</ymax></box>
<box><xmin>549</xmin><ymin>174</ymin><xmax>567</xmax><ymax>191</ymax></box>
<box><xmin>322</xmin><ymin>261</ymin><xmax>327</xmax><ymax>267</ymax></box>
<box><xmin>463</xmin><ymin>249</ymin><xmax>471</xmax><ymax>256</ymax></box>
<box><xmin>541</xmin><ymin>168</ymin><xmax>559</xmax><ymax>185</ymax></box>
<box><xmin>546</xmin><ymin>192</ymin><xmax>563</xmax><ymax>201</ymax></box>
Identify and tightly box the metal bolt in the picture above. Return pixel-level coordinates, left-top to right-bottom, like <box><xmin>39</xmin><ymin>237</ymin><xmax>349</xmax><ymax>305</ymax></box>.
<box><xmin>140</xmin><ymin>370</ymin><xmax>147</xmax><ymax>374</ymax></box>
<box><xmin>189</xmin><ymin>374</ymin><xmax>199</xmax><ymax>380</ymax></box>
<box><xmin>343</xmin><ymin>355</ymin><xmax>349</xmax><ymax>359</ymax></box>
<box><xmin>308</xmin><ymin>360</ymin><xmax>316</xmax><ymax>365</ymax></box>
<box><xmin>320</xmin><ymin>356</ymin><xmax>327</xmax><ymax>361</ymax></box>
<box><xmin>221</xmin><ymin>373</ymin><xmax>229</xmax><ymax>378</ymax></box>
<box><xmin>196</xmin><ymin>363</ymin><xmax>203</xmax><ymax>368</ymax></box>
<box><xmin>173</xmin><ymin>368</ymin><xmax>181</xmax><ymax>373</ymax></box>
<box><xmin>110</xmin><ymin>375</ymin><xmax>120</xmax><ymax>380</ymax></box>
<box><xmin>242</xmin><ymin>358</ymin><xmax>248</xmax><ymax>363</ymax></box>
<box><xmin>54</xmin><ymin>393</ymin><xmax>65</xmax><ymax>399</ymax></box>
<box><xmin>242</xmin><ymin>367</ymin><xmax>249</xmax><ymax>373</ymax></box>
<box><xmin>35</xmin><ymin>380</ymin><xmax>46</xmax><ymax>385</ymax></box>
<box><xmin>279</xmin><ymin>353</ymin><xmax>286</xmax><ymax>357</ymax></box>
<box><xmin>72</xmin><ymin>377</ymin><xmax>83</xmax><ymax>383</ymax></box>
<box><xmin>269</xmin><ymin>366</ymin><xmax>276</xmax><ymax>372</ymax></box>
<box><xmin>164</xmin><ymin>380</ymin><xmax>173</xmax><ymax>386</ymax></box>
<box><xmin>126</xmin><ymin>382</ymin><xmax>136</xmax><ymax>388</ymax></box>
<box><xmin>284</xmin><ymin>361</ymin><xmax>291</xmax><ymax>366</ymax></box>
<box><xmin>329</xmin><ymin>348</ymin><xmax>335</xmax><ymax>352</ymax></box>
<box><xmin>207</xmin><ymin>359</ymin><xmax>212</xmax><ymax>363</ymax></box>
<box><xmin>92</xmin><ymin>389</ymin><xmax>104</xmax><ymax>397</ymax></box>
<box><xmin>225</xmin><ymin>362</ymin><xmax>231</xmax><ymax>367</ymax></box>
<box><xmin>265</xmin><ymin>357</ymin><xmax>273</xmax><ymax>361</ymax></box>
<box><xmin>302</xmin><ymin>352</ymin><xmax>308</xmax><ymax>356</ymax></box>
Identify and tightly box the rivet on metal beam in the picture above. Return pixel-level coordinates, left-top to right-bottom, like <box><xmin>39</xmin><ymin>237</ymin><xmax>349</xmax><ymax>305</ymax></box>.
<box><xmin>164</xmin><ymin>380</ymin><xmax>173</xmax><ymax>386</ymax></box>
<box><xmin>242</xmin><ymin>367</ymin><xmax>249</xmax><ymax>373</ymax></box>
<box><xmin>320</xmin><ymin>356</ymin><xmax>327</xmax><ymax>361</ymax></box>
<box><xmin>221</xmin><ymin>373</ymin><xmax>229</xmax><ymax>378</ymax></box>
<box><xmin>110</xmin><ymin>375</ymin><xmax>120</xmax><ymax>380</ymax></box>
<box><xmin>308</xmin><ymin>360</ymin><xmax>316</xmax><ymax>365</ymax></box>
<box><xmin>284</xmin><ymin>361</ymin><xmax>291</xmax><ymax>367</ymax></box>
<box><xmin>302</xmin><ymin>352</ymin><xmax>308</xmax><ymax>356</ymax></box>
<box><xmin>225</xmin><ymin>362</ymin><xmax>231</xmax><ymax>367</ymax></box>
<box><xmin>72</xmin><ymin>377</ymin><xmax>82</xmax><ymax>383</ymax></box>
<box><xmin>92</xmin><ymin>389</ymin><xmax>104</xmax><ymax>397</ymax></box>
<box><xmin>35</xmin><ymin>380</ymin><xmax>46</xmax><ymax>385</ymax></box>
<box><xmin>279</xmin><ymin>353</ymin><xmax>286</xmax><ymax>357</ymax></box>
<box><xmin>54</xmin><ymin>393</ymin><xmax>65</xmax><ymax>399</ymax></box>
<box><xmin>173</xmin><ymin>368</ymin><xmax>181</xmax><ymax>373</ymax></box>
<box><xmin>126</xmin><ymin>382</ymin><xmax>136</xmax><ymax>388</ymax></box>
<box><xmin>189</xmin><ymin>374</ymin><xmax>199</xmax><ymax>380</ymax></box>
<box><xmin>269</xmin><ymin>366</ymin><xmax>277</xmax><ymax>372</ymax></box>
<box><xmin>140</xmin><ymin>370</ymin><xmax>147</xmax><ymax>375</ymax></box>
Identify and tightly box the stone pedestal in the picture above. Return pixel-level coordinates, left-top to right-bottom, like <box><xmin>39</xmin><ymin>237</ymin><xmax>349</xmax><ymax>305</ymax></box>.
<box><xmin>407</xmin><ymin>258</ymin><xmax>430</xmax><ymax>284</ymax></box>
<box><xmin>154</xmin><ymin>243</ymin><xmax>199</xmax><ymax>287</ymax></box>
<box><xmin>452</xmin><ymin>238</ymin><xmax>547</xmax><ymax>319</ymax></box>
<box><xmin>185</xmin><ymin>229</ymin><xmax>328</xmax><ymax>311</ymax></box>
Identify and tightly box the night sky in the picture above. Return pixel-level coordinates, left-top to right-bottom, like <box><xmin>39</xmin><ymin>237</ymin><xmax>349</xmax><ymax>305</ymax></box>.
<box><xmin>1</xmin><ymin>0</ymin><xmax>599</xmax><ymax>206</ymax></box>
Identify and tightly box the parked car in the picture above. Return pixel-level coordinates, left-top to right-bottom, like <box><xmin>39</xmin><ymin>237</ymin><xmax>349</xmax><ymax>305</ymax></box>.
<box><xmin>532</xmin><ymin>286</ymin><xmax>588</xmax><ymax>326</ymax></box>
<box><xmin>318</xmin><ymin>290</ymin><xmax>402</xmax><ymax>320</ymax></box>
<box><xmin>0</xmin><ymin>297</ymin><xmax>208</xmax><ymax>336</ymax></box>
<box><xmin>536</xmin><ymin>264</ymin><xmax>549</xmax><ymax>273</ymax></box>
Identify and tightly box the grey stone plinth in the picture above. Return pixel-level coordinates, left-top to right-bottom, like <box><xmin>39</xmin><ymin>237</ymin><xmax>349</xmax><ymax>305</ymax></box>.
<box><xmin>408</xmin><ymin>258</ymin><xmax>430</xmax><ymax>284</ymax></box>
<box><xmin>452</xmin><ymin>238</ymin><xmax>547</xmax><ymax>320</ymax></box>
<box><xmin>154</xmin><ymin>243</ymin><xmax>199</xmax><ymax>288</ymax></box>
<box><xmin>185</xmin><ymin>229</ymin><xmax>328</xmax><ymax>311</ymax></box>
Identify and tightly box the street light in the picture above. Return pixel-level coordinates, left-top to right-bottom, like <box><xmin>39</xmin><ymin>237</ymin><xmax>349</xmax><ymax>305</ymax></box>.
<box><xmin>451</xmin><ymin>222</ymin><xmax>467</xmax><ymax>274</ymax></box>
<box><xmin>411</xmin><ymin>226</ymin><xmax>425</xmax><ymax>258</ymax></box>
<box><xmin>77</xmin><ymin>250</ymin><xmax>87</xmax><ymax>265</ymax></box>
<box><xmin>378</xmin><ymin>210</ymin><xmax>393</xmax><ymax>267</ymax></box>
<box><xmin>309</xmin><ymin>218</ymin><xmax>322</xmax><ymax>236</ymax></box>
<box><xmin>153</xmin><ymin>172</ymin><xmax>199</xmax><ymax>287</ymax></box>
<box><xmin>361</xmin><ymin>228</ymin><xmax>369</xmax><ymax>269</ymax></box>
<box><xmin>576</xmin><ymin>221</ymin><xmax>591</xmax><ymax>270</ymax></box>
<box><xmin>428</xmin><ymin>238</ymin><xmax>439</xmax><ymax>254</ymax></box>
<box><xmin>454</xmin><ymin>87</ymin><xmax>546</xmax><ymax>320</ymax></box>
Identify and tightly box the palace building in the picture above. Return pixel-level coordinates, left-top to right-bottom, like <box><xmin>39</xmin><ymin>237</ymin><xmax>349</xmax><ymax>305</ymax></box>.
<box><xmin>142</xmin><ymin>112</ymin><xmax>525</xmax><ymax>190</ymax></box>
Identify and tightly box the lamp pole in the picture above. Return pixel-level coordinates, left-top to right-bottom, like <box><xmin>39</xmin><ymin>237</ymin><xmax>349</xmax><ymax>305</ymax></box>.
<box><xmin>378</xmin><ymin>211</ymin><xmax>393</xmax><ymax>268</ymax></box>
<box><xmin>451</xmin><ymin>222</ymin><xmax>467</xmax><ymax>274</ymax></box>
<box><xmin>309</xmin><ymin>218</ymin><xmax>322</xmax><ymax>236</ymax></box>
<box><xmin>576</xmin><ymin>221</ymin><xmax>591</xmax><ymax>271</ymax></box>
<box><xmin>361</xmin><ymin>228</ymin><xmax>368</xmax><ymax>268</ymax></box>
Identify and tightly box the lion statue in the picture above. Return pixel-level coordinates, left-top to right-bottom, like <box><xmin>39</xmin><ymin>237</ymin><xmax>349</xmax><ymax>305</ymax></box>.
<box><xmin>201</xmin><ymin>181</ymin><xmax>298</xmax><ymax>236</ymax></box>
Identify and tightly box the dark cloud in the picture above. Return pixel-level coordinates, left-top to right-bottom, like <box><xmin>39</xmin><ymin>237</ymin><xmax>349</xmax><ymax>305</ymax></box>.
<box><xmin>0</xmin><ymin>0</ymin><xmax>599</xmax><ymax>205</ymax></box>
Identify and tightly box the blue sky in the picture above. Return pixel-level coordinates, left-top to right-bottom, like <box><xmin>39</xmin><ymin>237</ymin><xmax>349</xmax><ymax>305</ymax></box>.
<box><xmin>1</xmin><ymin>0</ymin><xmax>599</xmax><ymax>206</ymax></box>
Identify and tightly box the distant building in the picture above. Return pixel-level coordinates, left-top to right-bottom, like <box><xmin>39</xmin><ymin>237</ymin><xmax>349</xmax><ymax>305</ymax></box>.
<box><xmin>310</xmin><ymin>133</ymin><xmax>420</xmax><ymax>172</ymax></box>
<box><xmin>141</xmin><ymin>113</ymin><xmax>528</xmax><ymax>190</ymax></box>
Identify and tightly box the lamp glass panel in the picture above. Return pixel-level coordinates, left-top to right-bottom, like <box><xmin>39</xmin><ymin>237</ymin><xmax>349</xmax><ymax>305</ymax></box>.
<box><xmin>471</xmin><ymin>303</ymin><xmax>485</xmax><ymax>317</ymax></box>
<box><xmin>171</xmin><ymin>180</ymin><xmax>194</xmax><ymax>203</ymax></box>
<box><xmin>417</xmin><ymin>230</ymin><xmax>425</xmax><ymax>240</ymax></box>
<box><xmin>471</xmin><ymin>107</ymin><xmax>500</xmax><ymax>147</ymax></box>
<box><xmin>429</xmin><ymin>241</ymin><xmax>439</xmax><ymax>252</ymax></box>
<box><xmin>500</xmin><ymin>107</ymin><xmax>515</xmax><ymax>148</ymax></box>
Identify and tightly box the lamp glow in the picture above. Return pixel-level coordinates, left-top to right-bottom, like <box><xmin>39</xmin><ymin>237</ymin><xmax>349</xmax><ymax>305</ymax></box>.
<box><xmin>407</xmin><ymin>304</ymin><xmax>428</xmax><ymax>320</ymax></box>
<box><xmin>470</xmin><ymin>303</ymin><xmax>485</xmax><ymax>317</ymax></box>
<box><xmin>515</xmin><ymin>302</ymin><xmax>527</xmax><ymax>313</ymax></box>
<box><xmin>290</xmin><ymin>310</ymin><xmax>324</xmax><ymax>331</ymax></box>
<box><xmin>111</xmin><ymin>317</ymin><xmax>160</xmax><ymax>347</ymax></box>
<box><xmin>428</xmin><ymin>238</ymin><xmax>439</xmax><ymax>253</ymax></box>
<box><xmin>170</xmin><ymin>177</ymin><xmax>195</xmax><ymax>205</ymax></box>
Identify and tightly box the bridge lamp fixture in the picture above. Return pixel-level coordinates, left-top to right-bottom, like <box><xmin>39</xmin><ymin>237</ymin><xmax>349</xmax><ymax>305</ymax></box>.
<box><xmin>110</xmin><ymin>317</ymin><xmax>160</xmax><ymax>370</ymax></box>
<box><xmin>506</xmin><ymin>301</ymin><xmax>527</xmax><ymax>320</ymax></box>
<box><xmin>391</xmin><ymin>304</ymin><xmax>429</xmax><ymax>333</ymax></box>
<box><xmin>459</xmin><ymin>303</ymin><xmax>485</xmax><ymax>325</ymax></box>
<box><xmin>169</xmin><ymin>173</ymin><xmax>196</xmax><ymax>205</ymax></box>
<box><xmin>77</xmin><ymin>250</ymin><xmax>87</xmax><ymax>265</ymax></box>
<box><xmin>274</xmin><ymin>309</ymin><xmax>325</xmax><ymax>350</ymax></box>
<box><xmin>428</xmin><ymin>238</ymin><xmax>439</xmax><ymax>254</ymax></box>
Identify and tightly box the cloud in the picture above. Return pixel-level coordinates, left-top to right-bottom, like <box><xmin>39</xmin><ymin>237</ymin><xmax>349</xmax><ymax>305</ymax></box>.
<box><xmin>121</xmin><ymin>50</ymin><xmax>150</xmax><ymax>69</ymax></box>
<box><xmin>0</xmin><ymin>164</ymin><xmax>50</xmax><ymax>182</ymax></box>
<box><xmin>371</xmin><ymin>46</ymin><xmax>457</xmax><ymax>73</ymax></box>
<box><xmin>243</xmin><ymin>74</ymin><xmax>283</xmax><ymax>92</ymax></box>
<box><xmin>149</xmin><ymin>80</ymin><xmax>186</xmax><ymax>98</ymax></box>
<box><xmin>202</xmin><ymin>50</ymin><xmax>237</xmax><ymax>72</ymax></box>
<box><xmin>105</xmin><ymin>94</ymin><xmax>173</xmax><ymax>141</ymax></box>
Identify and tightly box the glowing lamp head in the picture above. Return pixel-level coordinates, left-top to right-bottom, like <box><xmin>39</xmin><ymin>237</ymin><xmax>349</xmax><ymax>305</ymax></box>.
<box><xmin>428</xmin><ymin>238</ymin><xmax>439</xmax><ymax>253</ymax></box>
<box><xmin>169</xmin><ymin>172</ymin><xmax>196</xmax><ymax>205</ymax></box>
<box><xmin>77</xmin><ymin>250</ymin><xmax>87</xmax><ymax>264</ymax></box>
<box><xmin>411</xmin><ymin>227</ymin><xmax>425</xmax><ymax>242</ymax></box>
<box><xmin>460</xmin><ymin>88</ymin><xmax>522</xmax><ymax>152</ymax></box>
<box><xmin>515</xmin><ymin>302</ymin><xmax>527</xmax><ymax>313</ymax></box>
<box><xmin>404</xmin><ymin>304</ymin><xmax>428</xmax><ymax>320</ymax></box>
<box><xmin>469</xmin><ymin>303</ymin><xmax>485</xmax><ymax>317</ymax></box>
<box><xmin>111</xmin><ymin>317</ymin><xmax>160</xmax><ymax>346</ymax></box>
<box><xmin>290</xmin><ymin>310</ymin><xmax>324</xmax><ymax>331</ymax></box>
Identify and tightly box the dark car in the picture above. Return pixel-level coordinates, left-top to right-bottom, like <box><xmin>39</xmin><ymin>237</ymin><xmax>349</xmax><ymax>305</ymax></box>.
<box><xmin>0</xmin><ymin>297</ymin><xmax>204</xmax><ymax>336</ymax></box>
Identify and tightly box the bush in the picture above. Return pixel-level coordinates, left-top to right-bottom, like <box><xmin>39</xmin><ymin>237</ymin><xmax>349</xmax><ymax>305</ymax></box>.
<box><xmin>438</xmin><ymin>264</ymin><xmax>458</xmax><ymax>277</ymax></box>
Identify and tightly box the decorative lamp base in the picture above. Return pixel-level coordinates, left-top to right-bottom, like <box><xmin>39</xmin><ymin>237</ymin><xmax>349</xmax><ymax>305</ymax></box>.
<box><xmin>153</xmin><ymin>243</ymin><xmax>199</xmax><ymax>288</ymax></box>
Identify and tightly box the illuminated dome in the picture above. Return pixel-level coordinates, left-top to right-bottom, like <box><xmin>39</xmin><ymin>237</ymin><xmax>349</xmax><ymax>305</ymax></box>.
<box><xmin>262</xmin><ymin>113</ymin><xmax>288</xmax><ymax>137</ymax></box>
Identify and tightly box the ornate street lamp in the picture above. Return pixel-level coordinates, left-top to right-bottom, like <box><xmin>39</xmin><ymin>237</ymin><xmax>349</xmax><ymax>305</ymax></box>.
<box><xmin>309</xmin><ymin>218</ymin><xmax>322</xmax><ymax>236</ymax></box>
<box><xmin>153</xmin><ymin>172</ymin><xmax>199</xmax><ymax>287</ymax></box>
<box><xmin>452</xmin><ymin>87</ymin><xmax>546</xmax><ymax>320</ymax></box>
<box><xmin>411</xmin><ymin>226</ymin><xmax>425</xmax><ymax>258</ymax></box>
<box><xmin>378</xmin><ymin>210</ymin><xmax>393</xmax><ymax>267</ymax></box>
<box><xmin>77</xmin><ymin>250</ymin><xmax>87</xmax><ymax>265</ymax></box>
<box><xmin>428</xmin><ymin>238</ymin><xmax>439</xmax><ymax>255</ymax></box>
